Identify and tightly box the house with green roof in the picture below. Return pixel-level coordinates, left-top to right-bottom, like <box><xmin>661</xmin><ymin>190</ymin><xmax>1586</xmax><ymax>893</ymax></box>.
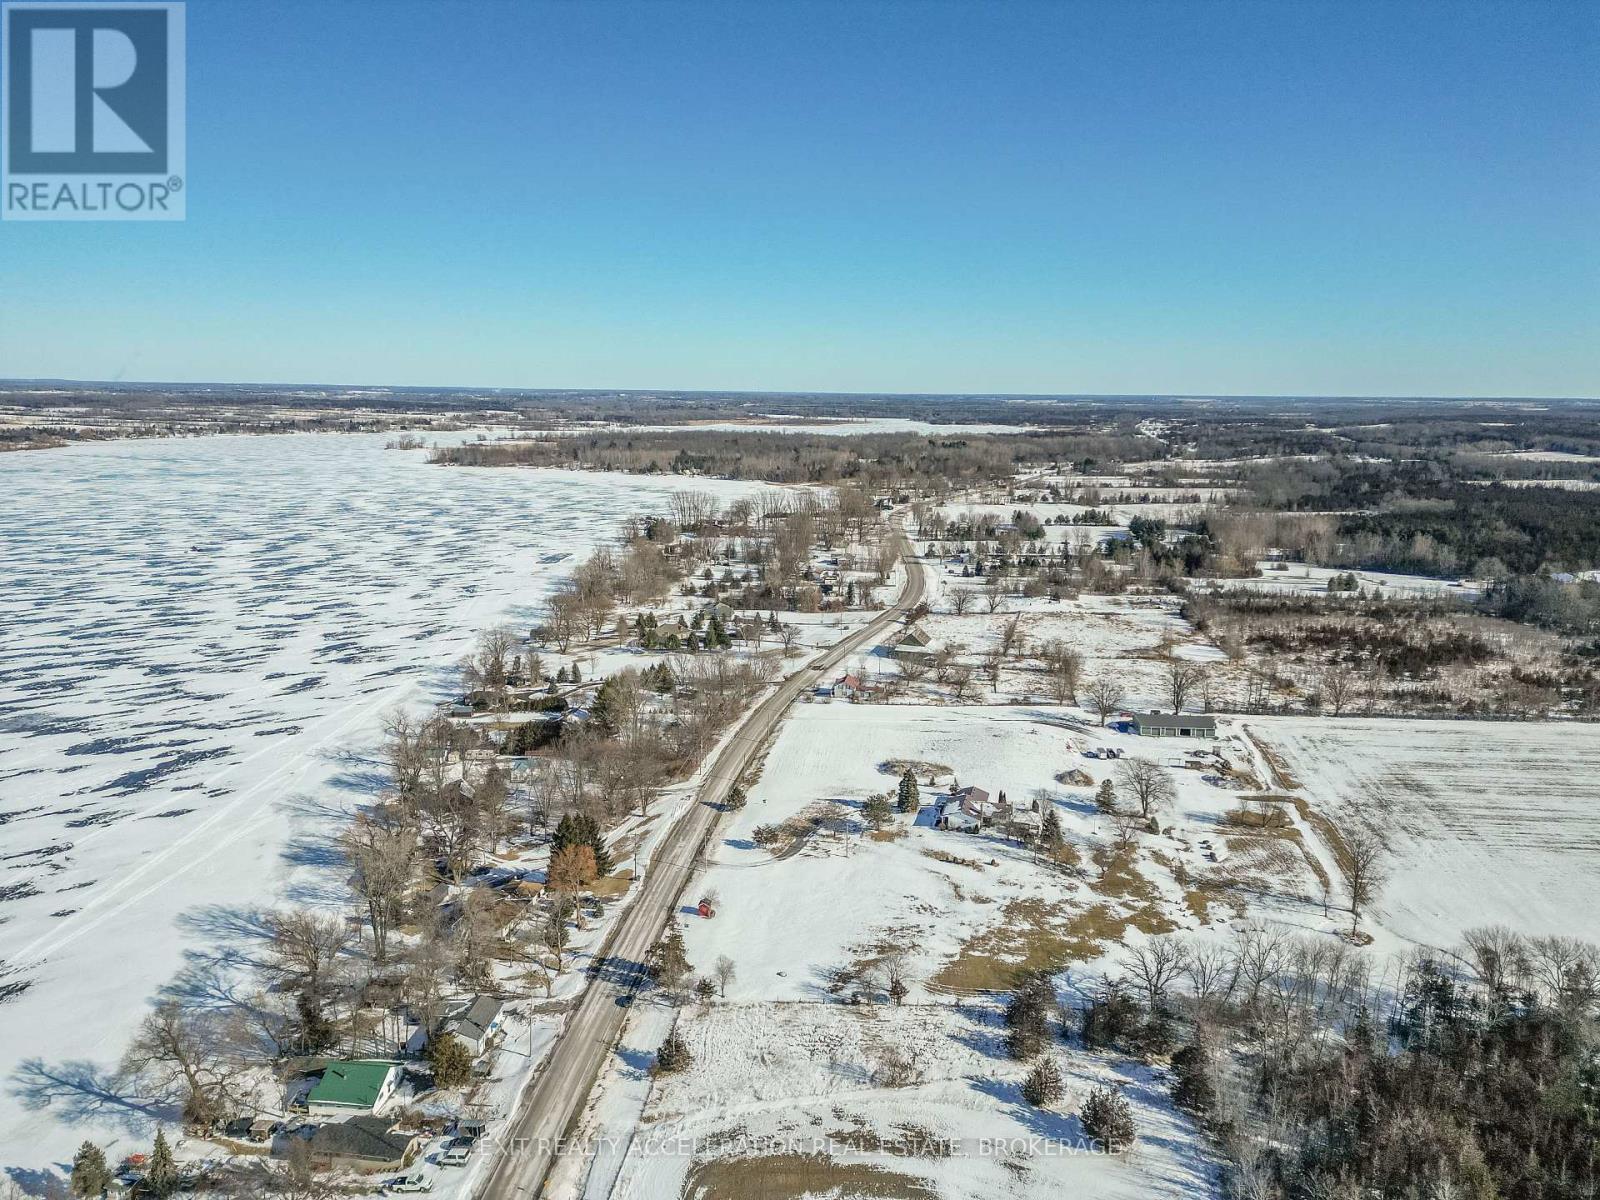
<box><xmin>306</xmin><ymin>1060</ymin><xmax>399</xmax><ymax>1117</ymax></box>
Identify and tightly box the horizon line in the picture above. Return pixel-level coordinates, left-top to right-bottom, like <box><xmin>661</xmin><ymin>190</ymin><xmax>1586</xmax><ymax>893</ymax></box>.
<box><xmin>3</xmin><ymin>377</ymin><xmax>1597</xmax><ymax>406</ymax></box>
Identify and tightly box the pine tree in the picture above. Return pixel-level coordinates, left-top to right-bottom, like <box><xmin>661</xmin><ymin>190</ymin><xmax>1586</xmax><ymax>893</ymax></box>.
<box><xmin>1095</xmin><ymin>779</ymin><xmax>1116</xmax><ymax>814</ymax></box>
<box><xmin>653</xmin><ymin>1029</ymin><xmax>692</xmax><ymax>1075</ymax></box>
<box><xmin>1081</xmin><ymin>1085</ymin><xmax>1136</xmax><ymax>1151</ymax></box>
<box><xmin>552</xmin><ymin>813</ymin><xmax>579</xmax><ymax>855</ymax></box>
<box><xmin>1170</xmin><ymin>1042</ymin><xmax>1215</xmax><ymax>1114</ymax></box>
<box><xmin>1021</xmin><ymin>1057</ymin><xmax>1064</xmax><ymax>1107</ymax></box>
<box><xmin>71</xmin><ymin>1141</ymin><xmax>111</xmax><ymax>1198</ymax></box>
<box><xmin>589</xmin><ymin>675</ymin><xmax>622</xmax><ymax>735</ymax></box>
<box><xmin>428</xmin><ymin>1033</ymin><xmax>474</xmax><ymax>1088</ymax></box>
<box><xmin>146</xmin><ymin>1129</ymin><xmax>177</xmax><ymax>1198</ymax></box>
<box><xmin>648</xmin><ymin>922</ymin><xmax>692</xmax><ymax>990</ymax></box>
<box><xmin>864</xmin><ymin>793</ymin><xmax>892</xmax><ymax>830</ymax></box>
<box><xmin>574</xmin><ymin>812</ymin><xmax>613</xmax><ymax>875</ymax></box>
<box><xmin>1041</xmin><ymin>807</ymin><xmax>1065</xmax><ymax>854</ymax></box>
<box><xmin>726</xmin><ymin>784</ymin><xmax>747</xmax><ymax>811</ymax></box>
<box><xmin>896</xmin><ymin>770</ymin><xmax>920</xmax><ymax>814</ymax></box>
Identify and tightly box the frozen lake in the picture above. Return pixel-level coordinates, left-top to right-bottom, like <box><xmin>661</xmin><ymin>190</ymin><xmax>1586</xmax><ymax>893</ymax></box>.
<box><xmin>0</xmin><ymin>432</ymin><xmax>762</xmax><ymax>1175</ymax></box>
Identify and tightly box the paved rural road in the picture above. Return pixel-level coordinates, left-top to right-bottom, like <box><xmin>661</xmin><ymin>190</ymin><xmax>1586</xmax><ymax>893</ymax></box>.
<box><xmin>480</xmin><ymin>525</ymin><xmax>928</xmax><ymax>1199</ymax></box>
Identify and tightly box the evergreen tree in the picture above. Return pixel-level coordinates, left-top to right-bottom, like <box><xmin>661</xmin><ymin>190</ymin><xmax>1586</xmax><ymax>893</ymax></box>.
<box><xmin>1095</xmin><ymin>779</ymin><xmax>1116</xmax><ymax>814</ymax></box>
<box><xmin>1041</xmin><ymin>807</ymin><xmax>1065</xmax><ymax>854</ymax></box>
<box><xmin>552</xmin><ymin>813</ymin><xmax>579</xmax><ymax>855</ymax></box>
<box><xmin>1170</xmin><ymin>1042</ymin><xmax>1215</xmax><ymax>1114</ymax></box>
<box><xmin>589</xmin><ymin>675</ymin><xmax>623</xmax><ymax>735</ymax></box>
<box><xmin>864</xmin><ymin>793</ymin><xmax>892</xmax><ymax>830</ymax></box>
<box><xmin>1081</xmin><ymin>1085</ymin><xmax>1136</xmax><ymax>1152</ymax></box>
<box><xmin>428</xmin><ymin>1033</ymin><xmax>474</xmax><ymax>1088</ymax></box>
<box><xmin>575</xmin><ymin>812</ymin><xmax>613</xmax><ymax>875</ymax></box>
<box><xmin>896</xmin><ymin>770</ymin><xmax>920</xmax><ymax>814</ymax></box>
<box><xmin>653</xmin><ymin>1030</ymin><xmax>692</xmax><ymax>1075</ymax></box>
<box><xmin>146</xmin><ymin>1129</ymin><xmax>177</xmax><ymax>1198</ymax></box>
<box><xmin>726</xmin><ymin>784</ymin><xmax>747</xmax><ymax>811</ymax></box>
<box><xmin>647</xmin><ymin>922</ymin><xmax>692</xmax><ymax>990</ymax></box>
<box><xmin>70</xmin><ymin>1141</ymin><xmax>111</xmax><ymax>1198</ymax></box>
<box><xmin>295</xmin><ymin>989</ymin><xmax>336</xmax><ymax>1055</ymax></box>
<box><xmin>1005</xmin><ymin>972</ymin><xmax>1057</xmax><ymax>1059</ymax></box>
<box><xmin>1021</xmin><ymin>1057</ymin><xmax>1064</xmax><ymax>1107</ymax></box>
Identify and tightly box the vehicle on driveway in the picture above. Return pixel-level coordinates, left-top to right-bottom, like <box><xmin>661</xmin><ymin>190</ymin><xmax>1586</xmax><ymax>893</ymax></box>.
<box><xmin>439</xmin><ymin>1137</ymin><xmax>475</xmax><ymax>1167</ymax></box>
<box><xmin>386</xmin><ymin>1171</ymin><xmax>433</xmax><ymax>1193</ymax></box>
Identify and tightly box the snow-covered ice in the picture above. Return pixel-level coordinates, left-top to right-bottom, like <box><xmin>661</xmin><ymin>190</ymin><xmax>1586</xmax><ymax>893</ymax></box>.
<box><xmin>0</xmin><ymin>432</ymin><xmax>764</xmax><ymax>1175</ymax></box>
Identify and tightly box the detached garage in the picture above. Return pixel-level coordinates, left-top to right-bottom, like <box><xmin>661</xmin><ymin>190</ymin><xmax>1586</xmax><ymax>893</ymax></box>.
<box><xmin>1131</xmin><ymin>713</ymin><xmax>1217</xmax><ymax>739</ymax></box>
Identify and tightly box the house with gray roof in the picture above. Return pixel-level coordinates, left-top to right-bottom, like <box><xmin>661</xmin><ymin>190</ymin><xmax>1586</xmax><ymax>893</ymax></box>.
<box><xmin>1130</xmin><ymin>712</ymin><xmax>1217</xmax><ymax>739</ymax></box>
<box><xmin>305</xmin><ymin>1116</ymin><xmax>421</xmax><ymax>1173</ymax></box>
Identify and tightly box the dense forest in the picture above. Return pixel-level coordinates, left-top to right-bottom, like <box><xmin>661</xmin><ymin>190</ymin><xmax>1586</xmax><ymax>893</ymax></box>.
<box><xmin>430</xmin><ymin>428</ymin><xmax>1154</xmax><ymax>488</ymax></box>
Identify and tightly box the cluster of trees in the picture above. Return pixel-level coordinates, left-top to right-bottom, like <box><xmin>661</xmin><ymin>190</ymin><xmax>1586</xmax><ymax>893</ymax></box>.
<box><xmin>1002</xmin><ymin>972</ymin><xmax>1138</xmax><ymax>1151</ymax></box>
<box><xmin>1184</xmin><ymin>589</ymin><xmax>1600</xmax><ymax>717</ymax></box>
<box><xmin>1038</xmin><ymin>922</ymin><xmax>1600</xmax><ymax>1199</ymax></box>
<box><xmin>1487</xmin><ymin>574</ymin><xmax>1600</xmax><ymax>640</ymax></box>
<box><xmin>432</xmin><ymin>427</ymin><xmax>1155</xmax><ymax>493</ymax></box>
<box><xmin>1233</xmin><ymin>453</ymin><xmax>1600</xmax><ymax>580</ymax></box>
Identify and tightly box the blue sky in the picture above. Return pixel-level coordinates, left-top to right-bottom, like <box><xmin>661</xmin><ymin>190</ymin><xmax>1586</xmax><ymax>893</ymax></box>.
<box><xmin>1</xmin><ymin>0</ymin><xmax>1596</xmax><ymax>395</ymax></box>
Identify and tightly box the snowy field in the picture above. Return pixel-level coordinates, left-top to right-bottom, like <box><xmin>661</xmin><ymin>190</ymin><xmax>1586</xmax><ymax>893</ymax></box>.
<box><xmin>1197</xmin><ymin>561</ymin><xmax>1482</xmax><ymax>600</ymax></box>
<box><xmin>1247</xmin><ymin>716</ymin><xmax>1600</xmax><ymax>948</ymax></box>
<box><xmin>577</xmin><ymin>701</ymin><xmax>1263</xmax><ymax>1198</ymax></box>
<box><xmin>0</xmin><ymin>432</ymin><xmax>765</xmax><ymax>1175</ymax></box>
<box><xmin>606</xmin><ymin>1002</ymin><xmax>1218</xmax><ymax>1200</ymax></box>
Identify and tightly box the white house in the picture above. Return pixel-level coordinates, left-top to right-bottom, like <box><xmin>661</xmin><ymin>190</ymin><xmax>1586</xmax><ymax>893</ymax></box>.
<box><xmin>935</xmin><ymin>803</ymin><xmax>980</xmax><ymax>832</ymax></box>
<box><xmin>305</xmin><ymin>1061</ymin><xmax>399</xmax><ymax>1118</ymax></box>
<box><xmin>831</xmin><ymin>673</ymin><xmax>870</xmax><ymax>700</ymax></box>
<box><xmin>442</xmin><ymin>995</ymin><xmax>505</xmax><ymax>1057</ymax></box>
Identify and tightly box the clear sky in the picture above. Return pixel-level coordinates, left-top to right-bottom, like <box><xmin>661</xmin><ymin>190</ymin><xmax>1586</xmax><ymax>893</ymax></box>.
<box><xmin>1</xmin><ymin>0</ymin><xmax>1596</xmax><ymax>396</ymax></box>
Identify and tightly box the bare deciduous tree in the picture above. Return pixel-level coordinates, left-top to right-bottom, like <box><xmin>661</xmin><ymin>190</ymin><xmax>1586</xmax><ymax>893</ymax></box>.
<box><xmin>1040</xmin><ymin>640</ymin><xmax>1083</xmax><ymax>706</ymax></box>
<box><xmin>896</xmin><ymin>654</ymin><xmax>931</xmax><ymax>685</ymax></box>
<box><xmin>1318</xmin><ymin>664</ymin><xmax>1357</xmax><ymax>716</ymax></box>
<box><xmin>1127</xmin><ymin>938</ymin><xmax>1190</xmax><ymax>1010</ymax></box>
<box><xmin>1085</xmin><ymin>674</ymin><xmax>1125</xmax><ymax>726</ymax></box>
<box><xmin>1164</xmin><ymin>657</ymin><xmax>1206</xmax><ymax>714</ymax></box>
<box><xmin>1343</xmin><ymin>827</ymin><xmax>1388</xmax><ymax>934</ymax></box>
<box><xmin>1115</xmin><ymin>757</ymin><xmax>1175</xmax><ymax>819</ymax></box>
<box><xmin>122</xmin><ymin>1002</ymin><xmax>241</xmax><ymax>1126</ymax></box>
<box><xmin>947</xmin><ymin>663</ymin><xmax>977</xmax><ymax>700</ymax></box>
<box><xmin>999</xmin><ymin>614</ymin><xmax>1025</xmax><ymax>660</ymax></box>
<box><xmin>340</xmin><ymin>810</ymin><xmax>417</xmax><ymax>963</ymax></box>
<box><xmin>460</xmin><ymin>624</ymin><xmax>519</xmax><ymax>706</ymax></box>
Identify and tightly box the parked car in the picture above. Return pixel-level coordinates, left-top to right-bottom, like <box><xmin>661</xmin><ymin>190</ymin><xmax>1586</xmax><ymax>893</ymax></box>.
<box><xmin>387</xmin><ymin>1172</ymin><xmax>433</xmax><ymax>1193</ymax></box>
<box><xmin>439</xmin><ymin>1137</ymin><xmax>475</xmax><ymax>1167</ymax></box>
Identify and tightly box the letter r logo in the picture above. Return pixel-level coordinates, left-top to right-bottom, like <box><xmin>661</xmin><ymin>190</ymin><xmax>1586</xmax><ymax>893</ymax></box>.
<box><xmin>4</xmin><ymin>3</ymin><xmax>171</xmax><ymax>173</ymax></box>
